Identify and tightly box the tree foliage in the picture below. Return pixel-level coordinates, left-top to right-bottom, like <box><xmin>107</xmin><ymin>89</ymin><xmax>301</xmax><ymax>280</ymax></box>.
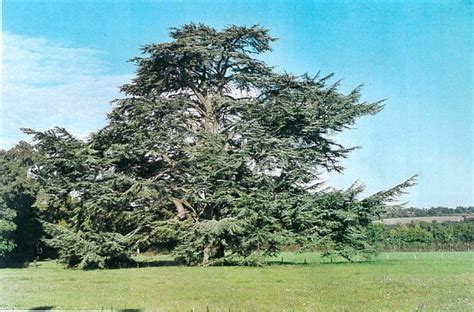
<box><xmin>24</xmin><ymin>23</ymin><xmax>416</xmax><ymax>267</ymax></box>
<box><xmin>0</xmin><ymin>142</ymin><xmax>46</xmax><ymax>266</ymax></box>
<box><xmin>21</xmin><ymin>128</ymin><xmax>137</xmax><ymax>268</ymax></box>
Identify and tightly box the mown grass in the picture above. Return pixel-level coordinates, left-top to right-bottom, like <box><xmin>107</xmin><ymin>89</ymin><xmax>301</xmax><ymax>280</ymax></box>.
<box><xmin>0</xmin><ymin>252</ymin><xmax>472</xmax><ymax>311</ymax></box>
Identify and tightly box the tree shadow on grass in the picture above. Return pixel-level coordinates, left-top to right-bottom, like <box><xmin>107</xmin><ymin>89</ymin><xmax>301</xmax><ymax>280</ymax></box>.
<box><xmin>29</xmin><ymin>306</ymin><xmax>143</xmax><ymax>311</ymax></box>
<box><xmin>129</xmin><ymin>259</ymin><xmax>180</xmax><ymax>268</ymax></box>
<box><xmin>136</xmin><ymin>258</ymin><xmax>311</xmax><ymax>267</ymax></box>
<box><xmin>267</xmin><ymin>256</ymin><xmax>402</xmax><ymax>266</ymax></box>
<box><xmin>267</xmin><ymin>259</ymin><xmax>311</xmax><ymax>266</ymax></box>
<box><xmin>29</xmin><ymin>306</ymin><xmax>55</xmax><ymax>311</ymax></box>
<box><xmin>93</xmin><ymin>258</ymin><xmax>179</xmax><ymax>270</ymax></box>
<box><xmin>317</xmin><ymin>259</ymin><xmax>402</xmax><ymax>266</ymax></box>
<box><xmin>118</xmin><ymin>255</ymin><xmax>402</xmax><ymax>268</ymax></box>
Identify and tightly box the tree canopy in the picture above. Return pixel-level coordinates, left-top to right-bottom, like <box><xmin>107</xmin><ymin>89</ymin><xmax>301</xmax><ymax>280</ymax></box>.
<box><xmin>0</xmin><ymin>142</ymin><xmax>46</xmax><ymax>266</ymax></box>
<box><xmin>15</xmin><ymin>23</ymin><xmax>416</xmax><ymax>268</ymax></box>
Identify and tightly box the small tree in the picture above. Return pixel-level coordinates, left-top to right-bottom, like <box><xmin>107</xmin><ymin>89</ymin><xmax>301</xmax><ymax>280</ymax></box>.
<box><xmin>28</xmin><ymin>23</ymin><xmax>415</xmax><ymax>266</ymax></box>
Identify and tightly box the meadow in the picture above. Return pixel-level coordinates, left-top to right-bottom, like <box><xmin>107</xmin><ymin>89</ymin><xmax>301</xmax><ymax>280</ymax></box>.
<box><xmin>0</xmin><ymin>252</ymin><xmax>472</xmax><ymax>311</ymax></box>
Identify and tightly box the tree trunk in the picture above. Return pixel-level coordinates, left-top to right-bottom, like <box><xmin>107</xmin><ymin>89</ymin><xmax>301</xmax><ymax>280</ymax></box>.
<box><xmin>171</xmin><ymin>198</ymin><xmax>187</xmax><ymax>220</ymax></box>
<box><xmin>202</xmin><ymin>240</ymin><xmax>225</xmax><ymax>265</ymax></box>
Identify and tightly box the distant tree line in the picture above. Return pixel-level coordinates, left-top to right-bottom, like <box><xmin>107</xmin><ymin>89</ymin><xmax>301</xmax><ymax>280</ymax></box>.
<box><xmin>383</xmin><ymin>206</ymin><xmax>474</xmax><ymax>218</ymax></box>
<box><xmin>368</xmin><ymin>220</ymin><xmax>473</xmax><ymax>252</ymax></box>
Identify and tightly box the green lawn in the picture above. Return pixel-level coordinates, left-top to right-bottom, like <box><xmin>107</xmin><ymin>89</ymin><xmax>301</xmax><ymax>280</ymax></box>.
<box><xmin>0</xmin><ymin>252</ymin><xmax>472</xmax><ymax>311</ymax></box>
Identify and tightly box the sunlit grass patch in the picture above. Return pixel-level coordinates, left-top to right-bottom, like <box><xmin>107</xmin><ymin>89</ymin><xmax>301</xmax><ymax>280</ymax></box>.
<box><xmin>0</xmin><ymin>252</ymin><xmax>472</xmax><ymax>311</ymax></box>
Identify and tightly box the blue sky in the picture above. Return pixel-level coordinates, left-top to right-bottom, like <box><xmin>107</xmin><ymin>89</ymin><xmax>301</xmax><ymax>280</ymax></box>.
<box><xmin>2</xmin><ymin>0</ymin><xmax>472</xmax><ymax>207</ymax></box>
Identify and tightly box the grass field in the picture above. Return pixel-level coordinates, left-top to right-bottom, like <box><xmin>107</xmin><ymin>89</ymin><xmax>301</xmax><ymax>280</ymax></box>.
<box><xmin>0</xmin><ymin>252</ymin><xmax>472</xmax><ymax>311</ymax></box>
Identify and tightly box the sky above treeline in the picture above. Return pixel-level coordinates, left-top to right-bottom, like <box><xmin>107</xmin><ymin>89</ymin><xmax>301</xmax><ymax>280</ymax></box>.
<box><xmin>2</xmin><ymin>0</ymin><xmax>472</xmax><ymax>208</ymax></box>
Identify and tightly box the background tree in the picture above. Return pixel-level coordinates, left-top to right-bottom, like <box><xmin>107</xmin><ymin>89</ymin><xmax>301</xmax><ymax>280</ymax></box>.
<box><xmin>0</xmin><ymin>142</ymin><xmax>46</xmax><ymax>266</ymax></box>
<box><xmin>22</xmin><ymin>128</ymin><xmax>136</xmax><ymax>269</ymax></box>
<box><xmin>27</xmin><ymin>23</ymin><xmax>416</xmax><ymax>267</ymax></box>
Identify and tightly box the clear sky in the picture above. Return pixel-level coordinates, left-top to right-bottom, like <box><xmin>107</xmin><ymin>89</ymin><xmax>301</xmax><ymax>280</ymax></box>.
<box><xmin>2</xmin><ymin>0</ymin><xmax>472</xmax><ymax>207</ymax></box>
